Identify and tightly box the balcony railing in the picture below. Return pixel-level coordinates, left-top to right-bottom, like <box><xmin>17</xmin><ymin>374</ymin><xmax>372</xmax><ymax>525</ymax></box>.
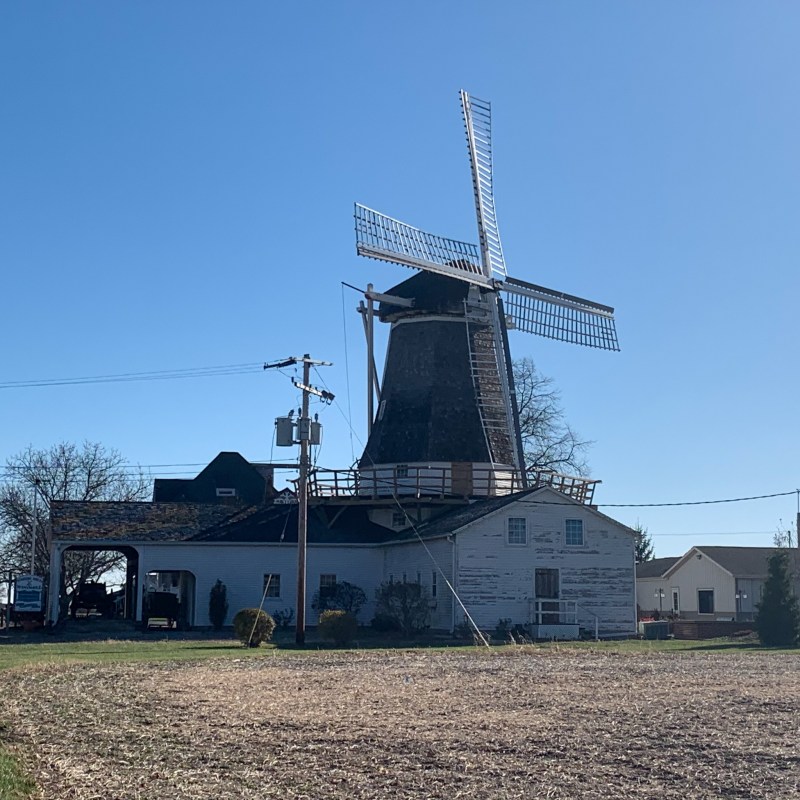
<box><xmin>304</xmin><ymin>465</ymin><xmax>599</xmax><ymax>504</ymax></box>
<box><xmin>529</xmin><ymin>598</ymin><xmax>578</xmax><ymax>626</ymax></box>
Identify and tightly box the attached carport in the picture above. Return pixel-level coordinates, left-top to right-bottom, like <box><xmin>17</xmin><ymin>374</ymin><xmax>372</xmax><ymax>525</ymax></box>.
<box><xmin>48</xmin><ymin>500</ymin><xmax>236</xmax><ymax>626</ymax></box>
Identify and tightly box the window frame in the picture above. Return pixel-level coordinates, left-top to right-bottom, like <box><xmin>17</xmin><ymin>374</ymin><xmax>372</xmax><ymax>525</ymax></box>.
<box><xmin>565</xmin><ymin>518</ymin><xmax>584</xmax><ymax>547</ymax></box>
<box><xmin>697</xmin><ymin>589</ymin><xmax>715</xmax><ymax>615</ymax></box>
<box><xmin>263</xmin><ymin>573</ymin><xmax>281</xmax><ymax>599</ymax></box>
<box><xmin>507</xmin><ymin>517</ymin><xmax>527</xmax><ymax>546</ymax></box>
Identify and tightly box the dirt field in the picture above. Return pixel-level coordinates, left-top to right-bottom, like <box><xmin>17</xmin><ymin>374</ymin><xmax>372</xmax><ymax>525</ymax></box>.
<box><xmin>1</xmin><ymin>647</ymin><xmax>799</xmax><ymax>799</ymax></box>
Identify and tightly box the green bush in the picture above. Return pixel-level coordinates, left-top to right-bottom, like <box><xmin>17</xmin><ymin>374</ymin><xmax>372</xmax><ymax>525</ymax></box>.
<box><xmin>208</xmin><ymin>580</ymin><xmax>229</xmax><ymax>631</ymax></box>
<box><xmin>374</xmin><ymin>580</ymin><xmax>430</xmax><ymax>635</ymax></box>
<box><xmin>371</xmin><ymin>612</ymin><xmax>402</xmax><ymax>633</ymax></box>
<box><xmin>311</xmin><ymin>581</ymin><xmax>367</xmax><ymax>618</ymax></box>
<box><xmin>318</xmin><ymin>610</ymin><xmax>358</xmax><ymax>646</ymax></box>
<box><xmin>232</xmin><ymin>608</ymin><xmax>275</xmax><ymax>647</ymax></box>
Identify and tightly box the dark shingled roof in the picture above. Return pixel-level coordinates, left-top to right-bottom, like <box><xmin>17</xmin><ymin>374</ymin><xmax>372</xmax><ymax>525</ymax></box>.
<box><xmin>690</xmin><ymin>546</ymin><xmax>800</xmax><ymax>578</ymax></box>
<box><xmin>190</xmin><ymin>503</ymin><xmax>395</xmax><ymax>545</ymax></box>
<box><xmin>153</xmin><ymin>452</ymin><xmax>273</xmax><ymax>504</ymax></box>
<box><xmin>389</xmin><ymin>486</ymin><xmax>549</xmax><ymax>542</ymax></box>
<box><xmin>51</xmin><ymin>501</ymin><xmax>238</xmax><ymax>543</ymax></box>
<box><xmin>636</xmin><ymin>557</ymin><xmax>680</xmax><ymax>579</ymax></box>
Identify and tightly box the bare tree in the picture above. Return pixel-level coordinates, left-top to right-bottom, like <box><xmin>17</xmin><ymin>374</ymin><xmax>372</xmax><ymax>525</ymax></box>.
<box><xmin>0</xmin><ymin>442</ymin><xmax>149</xmax><ymax>592</ymax></box>
<box><xmin>513</xmin><ymin>357</ymin><xmax>592</xmax><ymax>476</ymax></box>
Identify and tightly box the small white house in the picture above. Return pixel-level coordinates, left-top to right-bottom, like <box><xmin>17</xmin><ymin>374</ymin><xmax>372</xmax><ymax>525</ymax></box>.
<box><xmin>636</xmin><ymin>546</ymin><xmax>800</xmax><ymax>622</ymax></box>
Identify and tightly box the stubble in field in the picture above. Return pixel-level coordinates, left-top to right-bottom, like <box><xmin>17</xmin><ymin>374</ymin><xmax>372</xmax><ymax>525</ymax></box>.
<box><xmin>1</xmin><ymin>648</ymin><xmax>798</xmax><ymax>799</ymax></box>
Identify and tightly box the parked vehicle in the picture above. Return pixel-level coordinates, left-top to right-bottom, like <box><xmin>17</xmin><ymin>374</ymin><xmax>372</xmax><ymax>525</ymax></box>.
<box><xmin>70</xmin><ymin>581</ymin><xmax>114</xmax><ymax>618</ymax></box>
<box><xmin>142</xmin><ymin>591</ymin><xmax>181</xmax><ymax>630</ymax></box>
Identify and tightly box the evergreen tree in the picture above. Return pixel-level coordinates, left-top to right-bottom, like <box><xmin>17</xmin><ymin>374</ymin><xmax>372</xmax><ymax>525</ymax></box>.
<box><xmin>633</xmin><ymin>522</ymin><xmax>655</xmax><ymax>563</ymax></box>
<box><xmin>755</xmin><ymin>551</ymin><xmax>800</xmax><ymax>647</ymax></box>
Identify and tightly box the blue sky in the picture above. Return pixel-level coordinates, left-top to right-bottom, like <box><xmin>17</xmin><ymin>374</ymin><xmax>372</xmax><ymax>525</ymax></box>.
<box><xmin>2</xmin><ymin>2</ymin><xmax>799</xmax><ymax>556</ymax></box>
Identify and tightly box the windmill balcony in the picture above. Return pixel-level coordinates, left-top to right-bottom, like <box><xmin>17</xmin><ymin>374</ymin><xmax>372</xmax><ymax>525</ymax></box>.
<box><xmin>305</xmin><ymin>464</ymin><xmax>599</xmax><ymax>503</ymax></box>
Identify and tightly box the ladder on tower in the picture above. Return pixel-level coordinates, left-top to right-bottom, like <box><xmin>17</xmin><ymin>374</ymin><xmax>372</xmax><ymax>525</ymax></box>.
<box><xmin>464</xmin><ymin>295</ymin><xmax>516</xmax><ymax>466</ymax></box>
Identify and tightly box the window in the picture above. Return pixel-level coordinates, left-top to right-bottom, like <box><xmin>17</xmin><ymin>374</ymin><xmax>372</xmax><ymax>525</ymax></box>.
<box><xmin>396</xmin><ymin>464</ymin><xmax>409</xmax><ymax>478</ymax></box>
<box><xmin>216</xmin><ymin>487</ymin><xmax>236</xmax><ymax>497</ymax></box>
<box><xmin>416</xmin><ymin>571</ymin><xmax>421</xmax><ymax>585</ymax></box>
<box><xmin>698</xmin><ymin>590</ymin><xmax>714</xmax><ymax>614</ymax></box>
<box><xmin>431</xmin><ymin>571</ymin><xmax>437</xmax><ymax>598</ymax></box>
<box><xmin>263</xmin><ymin>574</ymin><xmax>281</xmax><ymax>598</ymax></box>
<box><xmin>507</xmin><ymin>517</ymin><xmax>527</xmax><ymax>545</ymax></box>
<box><xmin>392</xmin><ymin>510</ymin><xmax>407</xmax><ymax>528</ymax></box>
<box><xmin>565</xmin><ymin>519</ymin><xmax>584</xmax><ymax>546</ymax></box>
<box><xmin>671</xmin><ymin>589</ymin><xmax>680</xmax><ymax>614</ymax></box>
<box><xmin>319</xmin><ymin>574</ymin><xmax>336</xmax><ymax>590</ymax></box>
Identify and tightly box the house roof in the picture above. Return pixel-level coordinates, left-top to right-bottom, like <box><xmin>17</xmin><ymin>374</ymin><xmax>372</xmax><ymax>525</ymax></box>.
<box><xmin>636</xmin><ymin>557</ymin><xmax>680</xmax><ymax>579</ymax></box>
<box><xmin>51</xmin><ymin>484</ymin><xmax>633</xmax><ymax>547</ymax></box>
<box><xmin>673</xmin><ymin>546</ymin><xmax>800</xmax><ymax>579</ymax></box>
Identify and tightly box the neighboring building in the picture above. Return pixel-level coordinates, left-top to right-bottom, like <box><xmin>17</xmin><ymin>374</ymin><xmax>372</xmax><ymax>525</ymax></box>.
<box><xmin>636</xmin><ymin>546</ymin><xmax>800</xmax><ymax>622</ymax></box>
<box><xmin>47</xmin><ymin>454</ymin><xmax>637</xmax><ymax>638</ymax></box>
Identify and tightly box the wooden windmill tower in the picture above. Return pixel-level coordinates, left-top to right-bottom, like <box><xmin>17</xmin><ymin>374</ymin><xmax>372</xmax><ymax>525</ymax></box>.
<box><xmin>354</xmin><ymin>91</ymin><xmax>619</xmax><ymax>498</ymax></box>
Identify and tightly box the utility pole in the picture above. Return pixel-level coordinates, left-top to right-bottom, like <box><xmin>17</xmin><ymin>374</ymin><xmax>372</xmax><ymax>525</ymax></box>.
<box><xmin>295</xmin><ymin>355</ymin><xmax>312</xmax><ymax>645</ymax></box>
<box><xmin>266</xmin><ymin>355</ymin><xmax>333</xmax><ymax>646</ymax></box>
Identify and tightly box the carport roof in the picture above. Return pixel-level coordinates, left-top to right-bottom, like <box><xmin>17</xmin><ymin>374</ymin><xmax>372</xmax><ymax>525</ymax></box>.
<box><xmin>50</xmin><ymin>501</ymin><xmax>238</xmax><ymax>543</ymax></box>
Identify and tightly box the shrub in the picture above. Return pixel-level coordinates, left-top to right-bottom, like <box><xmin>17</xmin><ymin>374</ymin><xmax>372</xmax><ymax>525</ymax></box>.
<box><xmin>374</xmin><ymin>580</ymin><xmax>430</xmax><ymax>635</ymax></box>
<box><xmin>208</xmin><ymin>580</ymin><xmax>229</xmax><ymax>631</ymax></box>
<box><xmin>371</xmin><ymin>612</ymin><xmax>402</xmax><ymax>634</ymax></box>
<box><xmin>318</xmin><ymin>610</ymin><xmax>358</xmax><ymax>646</ymax></box>
<box><xmin>232</xmin><ymin>608</ymin><xmax>275</xmax><ymax>647</ymax></box>
<box><xmin>311</xmin><ymin>581</ymin><xmax>367</xmax><ymax>618</ymax></box>
<box><xmin>272</xmin><ymin>607</ymin><xmax>295</xmax><ymax>629</ymax></box>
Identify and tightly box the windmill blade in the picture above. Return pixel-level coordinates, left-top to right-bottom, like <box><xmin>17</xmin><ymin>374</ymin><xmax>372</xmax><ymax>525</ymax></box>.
<box><xmin>354</xmin><ymin>203</ymin><xmax>491</xmax><ymax>288</ymax></box>
<box><xmin>461</xmin><ymin>91</ymin><xmax>507</xmax><ymax>281</ymax></box>
<box><xmin>502</xmin><ymin>276</ymin><xmax>620</xmax><ymax>350</ymax></box>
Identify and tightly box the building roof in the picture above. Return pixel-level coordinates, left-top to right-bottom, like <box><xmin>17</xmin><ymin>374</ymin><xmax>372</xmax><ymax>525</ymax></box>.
<box><xmin>190</xmin><ymin>503</ymin><xmax>395</xmax><ymax>545</ymax></box>
<box><xmin>636</xmin><ymin>557</ymin><xmax>680</xmax><ymax>579</ymax></box>
<box><xmin>50</xmin><ymin>501</ymin><xmax>238</xmax><ymax>543</ymax></box>
<box><xmin>687</xmin><ymin>546</ymin><xmax>800</xmax><ymax>578</ymax></box>
<box><xmin>152</xmin><ymin>452</ymin><xmax>274</xmax><ymax>504</ymax></box>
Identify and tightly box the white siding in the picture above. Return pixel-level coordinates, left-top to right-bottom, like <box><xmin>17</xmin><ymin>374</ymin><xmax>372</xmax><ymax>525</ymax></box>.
<box><xmin>660</xmin><ymin>552</ymin><xmax>736</xmax><ymax>620</ymax></box>
<box><xmin>139</xmin><ymin>543</ymin><xmax>382</xmax><ymax>627</ymax></box>
<box><xmin>454</xmin><ymin>488</ymin><xmax>636</xmax><ymax>636</ymax></box>
<box><xmin>382</xmin><ymin>538</ymin><xmax>454</xmax><ymax>630</ymax></box>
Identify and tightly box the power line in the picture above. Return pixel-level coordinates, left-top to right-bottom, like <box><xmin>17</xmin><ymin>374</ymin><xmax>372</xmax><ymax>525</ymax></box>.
<box><xmin>0</xmin><ymin>362</ymin><xmax>265</xmax><ymax>390</ymax></box>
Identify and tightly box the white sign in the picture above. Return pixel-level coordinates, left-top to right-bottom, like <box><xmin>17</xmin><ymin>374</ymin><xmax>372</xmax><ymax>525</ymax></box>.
<box><xmin>14</xmin><ymin>575</ymin><xmax>44</xmax><ymax>613</ymax></box>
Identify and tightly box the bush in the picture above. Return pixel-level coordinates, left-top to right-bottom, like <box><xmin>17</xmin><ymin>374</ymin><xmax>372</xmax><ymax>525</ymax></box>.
<box><xmin>208</xmin><ymin>580</ymin><xmax>229</xmax><ymax>631</ymax></box>
<box><xmin>272</xmin><ymin>607</ymin><xmax>295</xmax><ymax>629</ymax></box>
<box><xmin>232</xmin><ymin>608</ymin><xmax>275</xmax><ymax>647</ymax></box>
<box><xmin>371</xmin><ymin>612</ymin><xmax>402</xmax><ymax>633</ymax></box>
<box><xmin>311</xmin><ymin>581</ymin><xmax>367</xmax><ymax>618</ymax></box>
<box><xmin>374</xmin><ymin>580</ymin><xmax>430</xmax><ymax>635</ymax></box>
<box><xmin>318</xmin><ymin>610</ymin><xmax>358</xmax><ymax>646</ymax></box>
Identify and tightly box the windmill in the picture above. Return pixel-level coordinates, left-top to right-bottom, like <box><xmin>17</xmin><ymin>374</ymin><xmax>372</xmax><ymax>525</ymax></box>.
<box><xmin>353</xmin><ymin>91</ymin><xmax>619</xmax><ymax>497</ymax></box>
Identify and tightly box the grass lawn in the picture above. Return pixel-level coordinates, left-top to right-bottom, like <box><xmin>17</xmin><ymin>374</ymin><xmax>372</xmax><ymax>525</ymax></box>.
<box><xmin>0</xmin><ymin>746</ymin><xmax>35</xmax><ymax>800</ymax></box>
<box><xmin>1</xmin><ymin>635</ymin><xmax>797</xmax><ymax>799</ymax></box>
